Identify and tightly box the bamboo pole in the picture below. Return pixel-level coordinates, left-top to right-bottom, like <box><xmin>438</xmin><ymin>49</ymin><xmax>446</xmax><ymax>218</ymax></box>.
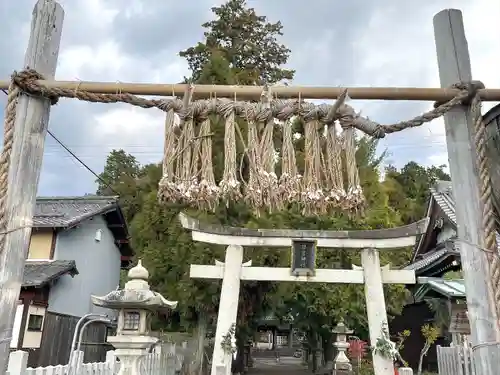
<box><xmin>1</xmin><ymin>79</ymin><xmax>500</xmax><ymax>101</ymax></box>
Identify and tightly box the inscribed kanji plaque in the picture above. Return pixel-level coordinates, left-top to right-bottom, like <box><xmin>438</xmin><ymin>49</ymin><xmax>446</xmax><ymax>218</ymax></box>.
<box><xmin>449</xmin><ymin>303</ymin><xmax>470</xmax><ymax>334</ymax></box>
<box><xmin>291</xmin><ymin>240</ymin><xmax>316</xmax><ymax>276</ymax></box>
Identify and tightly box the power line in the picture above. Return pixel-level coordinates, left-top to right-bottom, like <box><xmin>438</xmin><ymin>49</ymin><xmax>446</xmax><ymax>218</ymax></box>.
<box><xmin>1</xmin><ymin>88</ymin><xmax>118</xmax><ymax>194</ymax></box>
<box><xmin>46</xmin><ymin>129</ymin><xmax>118</xmax><ymax>195</ymax></box>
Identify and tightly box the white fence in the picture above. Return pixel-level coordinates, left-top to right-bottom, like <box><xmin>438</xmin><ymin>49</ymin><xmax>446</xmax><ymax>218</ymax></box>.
<box><xmin>7</xmin><ymin>347</ymin><xmax>181</xmax><ymax>375</ymax></box>
<box><xmin>7</xmin><ymin>350</ymin><xmax>119</xmax><ymax>375</ymax></box>
<box><xmin>436</xmin><ymin>344</ymin><xmax>476</xmax><ymax>375</ymax></box>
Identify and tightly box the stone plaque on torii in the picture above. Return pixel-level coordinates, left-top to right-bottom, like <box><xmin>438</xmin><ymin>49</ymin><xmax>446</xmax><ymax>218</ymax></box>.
<box><xmin>179</xmin><ymin>213</ymin><xmax>428</xmax><ymax>375</ymax></box>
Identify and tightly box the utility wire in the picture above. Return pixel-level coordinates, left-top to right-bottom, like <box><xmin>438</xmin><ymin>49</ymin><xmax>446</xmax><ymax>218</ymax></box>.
<box><xmin>1</xmin><ymin>88</ymin><xmax>118</xmax><ymax>194</ymax></box>
<box><xmin>47</xmin><ymin>129</ymin><xmax>119</xmax><ymax>195</ymax></box>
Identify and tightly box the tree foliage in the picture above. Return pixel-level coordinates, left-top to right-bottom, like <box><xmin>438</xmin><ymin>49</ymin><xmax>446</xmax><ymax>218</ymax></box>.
<box><xmin>179</xmin><ymin>0</ymin><xmax>294</xmax><ymax>85</ymax></box>
<box><xmin>383</xmin><ymin>161</ymin><xmax>450</xmax><ymax>224</ymax></box>
<box><xmin>95</xmin><ymin>0</ymin><xmax>452</xmax><ymax>366</ymax></box>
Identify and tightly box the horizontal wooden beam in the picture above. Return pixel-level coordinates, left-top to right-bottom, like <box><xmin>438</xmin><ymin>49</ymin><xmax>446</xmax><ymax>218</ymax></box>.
<box><xmin>1</xmin><ymin>79</ymin><xmax>499</xmax><ymax>101</ymax></box>
<box><xmin>189</xmin><ymin>265</ymin><xmax>416</xmax><ymax>284</ymax></box>
<box><xmin>179</xmin><ymin>213</ymin><xmax>428</xmax><ymax>249</ymax></box>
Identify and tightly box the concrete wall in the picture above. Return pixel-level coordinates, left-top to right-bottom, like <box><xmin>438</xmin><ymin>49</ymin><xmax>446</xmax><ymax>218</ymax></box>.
<box><xmin>48</xmin><ymin>216</ymin><xmax>121</xmax><ymax>318</ymax></box>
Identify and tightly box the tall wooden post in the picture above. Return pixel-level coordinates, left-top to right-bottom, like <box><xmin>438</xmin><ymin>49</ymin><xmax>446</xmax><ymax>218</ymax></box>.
<box><xmin>0</xmin><ymin>1</ymin><xmax>63</xmax><ymax>372</ymax></box>
<box><xmin>434</xmin><ymin>9</ymin><xmax>500</xmax><ymax>375</ymax></box>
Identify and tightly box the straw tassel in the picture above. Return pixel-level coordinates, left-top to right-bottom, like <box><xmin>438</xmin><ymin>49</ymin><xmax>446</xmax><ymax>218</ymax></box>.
<box><xmin>218</xmin><ymin>99</ymin><xmax>241</xmax><ymax>205</ymax></box>
<box><xmin>158</xmin><ymin>108</ymin><xmax>178</xmax><ymax>203</ymax></box>
<box><xmin>196</xmin><ymin>100</ymin><xmax>219</xmax><ymax>210</ymax></box>
<box><xmin>302</xmin><ymin>118</ymin><xmax>326</xmax><ymax>215</ymax></box>
<box><xmin>279</xmin><ymin>118</ymin><xmax>302</xmax><ymax>204</ymax></box>
<box><xmin>323</xmin><ymin>123</ymin><xmax>347</xmax><ymax>209</ymax></box>
<box><xmin>244</xmin><ymin>105</ymin><xmax>264</xmax><ymax>210</ymax></box>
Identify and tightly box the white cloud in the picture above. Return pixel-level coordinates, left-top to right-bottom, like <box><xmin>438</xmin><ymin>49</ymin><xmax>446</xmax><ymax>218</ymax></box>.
<box><xmin>351</xmin><ymin>0</ymin><xmax>500</xmax><ymax>171</ymax></box>
<box><xmin>91</xmin><ymin>106</ymin><xmax>164</xmax><ymax>163</ymax></box>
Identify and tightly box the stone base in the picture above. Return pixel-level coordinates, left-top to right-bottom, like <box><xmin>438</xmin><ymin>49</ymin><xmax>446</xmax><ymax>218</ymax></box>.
<box><xmin>332</xmin><ymin>370</ymin><xmax>352</xmax><ymax>375</ymax></box>
<box><xmin>107</xmin><ymin>334</ymin><xmax>158</xmax><ymax>351</ymax></box>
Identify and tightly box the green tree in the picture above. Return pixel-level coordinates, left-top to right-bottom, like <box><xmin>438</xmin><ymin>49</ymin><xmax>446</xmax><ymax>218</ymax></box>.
<box><xmin>384</xmin><ymin>162</ymin><xmax>450</xmax><ymax>224</ymax></box>
<box><xmin>96</xmin><ymin>150</ymin><xmax>145</xmax><ymax>220</ymax></box>
<box><xmin>96</xmin><ymin>149</ymin><xmax>140</xmax><ymax>195</ymax></box>
<box><xmin>179</xmin><ymin>0</ymin><xmax>295</xmax><ymax>85</ymax></box>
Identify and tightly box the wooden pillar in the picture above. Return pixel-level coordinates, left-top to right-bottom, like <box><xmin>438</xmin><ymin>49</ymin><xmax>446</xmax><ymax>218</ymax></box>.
<box><xmin>0</xmin><ymin>1</ymin><xmax>63</xmax><ymax>372</ymax></box>
<box><xmin>361</xmin><ymin>248</ymin><xmax>394</xmax><ymax>375</ymax></box>
<box><xmin>433</xmin><ymin>9</ymin><xmax>500</xmax><ymax>375</ymax></box>
<box><xmin>211</xmin><ymin>245</ymin><xmax>243</xmax><ymax>375</ymax></box>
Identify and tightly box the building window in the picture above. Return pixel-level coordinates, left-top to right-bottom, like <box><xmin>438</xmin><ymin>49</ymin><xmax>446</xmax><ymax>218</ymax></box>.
<box><xmin>123</xmin><ymin>311</ymin><xmax>140</xmax><ymax>330</ymax></box>
<box><xmin>27</xmin><ymin>314</ymin><xmax>44</xmax><ymax>331</ymax></box>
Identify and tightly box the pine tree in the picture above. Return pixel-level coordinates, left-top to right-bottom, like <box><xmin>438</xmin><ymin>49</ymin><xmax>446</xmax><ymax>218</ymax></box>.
<box><xmin>179</xmin><ymin>0</ymin><xmax>295</xmax><ymax>85</ymax></box>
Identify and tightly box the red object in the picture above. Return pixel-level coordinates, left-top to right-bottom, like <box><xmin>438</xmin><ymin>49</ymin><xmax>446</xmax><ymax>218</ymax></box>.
<box><xmin>394</xmin><ymin>369</ymin><xmax>399</xmax><ymax>375</ymax></box>
<box><xmin>347</xmin><ymin>340</ymin><xmax>367</xmax><ymax>359</ymax></box>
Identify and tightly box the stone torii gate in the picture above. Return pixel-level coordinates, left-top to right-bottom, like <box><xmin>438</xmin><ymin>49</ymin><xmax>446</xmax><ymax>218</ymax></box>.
<box><xmin>179</xmin><ymin>213</ymin><xmax>428</xmax><ymax>375</ymax></box>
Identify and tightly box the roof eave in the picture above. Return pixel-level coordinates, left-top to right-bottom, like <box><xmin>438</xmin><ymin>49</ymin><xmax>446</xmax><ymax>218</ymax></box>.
<box><xmin>412</xmin><ymin>196</ymin><xmax>437</xmax><ymax>262</ymax></box>
<box><xmin>22</xmin><ymin>263</ymin><xmax>79</xmax><ymax>288</ymax></box>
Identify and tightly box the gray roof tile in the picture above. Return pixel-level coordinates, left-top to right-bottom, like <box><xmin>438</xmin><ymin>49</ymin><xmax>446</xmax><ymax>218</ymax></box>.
<box><xmin>404</xmin><ymin>247</ymin><xmax>459</xmax><ymax>271</ymax></box>
<box><xmin>23</xmin><ymin>260</ymin><xmax>78</xmax><ymax>287</ymax></box>
<box><xmin>411</xmin><ymin>180</ymin><xmax>500</xmax><ymax>269</ymax></box>
<box><xmin>34</xmin><ymin>196</ymin><xmax>119</xmax><ymax>228</ymax></box>
<box><xmin>429</xmin><ymin>180</ymin><xmax>500</xmax><ymax>250</ymax></box>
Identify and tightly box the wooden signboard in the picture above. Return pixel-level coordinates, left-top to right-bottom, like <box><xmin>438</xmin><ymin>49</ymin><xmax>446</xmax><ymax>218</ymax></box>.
<box><xmin>449</xmin><ymin>303</ymin><xmax>470</xmax><ymax>334</ymax></box>
<box><xmin>291</xmin><ymin>240</ymin><xmax>316</xmax><ymax>276</ymax></box>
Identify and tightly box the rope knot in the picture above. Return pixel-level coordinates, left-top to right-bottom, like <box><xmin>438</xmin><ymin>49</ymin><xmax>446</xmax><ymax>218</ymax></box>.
<box><xmin>434</xmin><ymin>80</ymin><xmax>485</xmax><ymax>108</ymax></box>
<box><xmin>11</xmin><ymin>69</ymin><xmax>59</xmax><ymax>105</ymax></box>
<box><xmin>371</xmin><ymin>125</ymin><xmax>386</xmax><ymax>139</ymax></box>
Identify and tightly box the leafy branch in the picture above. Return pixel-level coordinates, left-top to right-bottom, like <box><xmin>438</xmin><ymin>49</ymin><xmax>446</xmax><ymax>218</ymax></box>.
<box><xmin>221</xmin><ymin>323</ymin><xmax>237</xmax><ymax>355</ymax></box>
<box><xmin>371</xmin><ymin>323</ymin><xmax>401</xmax><ymax>363</ymax></box>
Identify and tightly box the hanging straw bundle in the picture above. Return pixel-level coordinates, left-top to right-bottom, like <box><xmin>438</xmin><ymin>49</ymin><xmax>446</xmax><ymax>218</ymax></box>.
<box><xmin>279</xmin><ymin>129</ymin><xmax>301</xmax><ymax>203</ymax></box>
<box><xmin>257</xmin><ymin>89</ymin><xmax>280</xmax><ymax>211</ymax></box>
<box><xmin>301</xmin><ymin>109</ymin><xmax>326</xmax><ymax>216</ymax></box>
<box><xmin>194</xmin><ymin>99</ymin><xmax>219</xmax><ymax>210</ymax></box>
<box><xmin>339</xmin><ymin>104</ymin><xmax>365</xmax><ymax>212</ymax></box>
<box><xmin>158</xmin><ymin>106</ymin><xmax>179</xmax><ymax>203</ymax></box>
<box><xmin>275</xmin><ymin>100</ymin><xmax>302</xmax><ymax>204</ymax></box>
<box><xmin>244</xmin><ymin>103</ymin><xmax>264</xmax><ymax>210</ymax></box>
<box><xmin>323</xmin><ymin>122</ymin><xmax>347</xmax><ymax>209</ymax></box>
<box><xmin>218</xmin><ymin>99</ymin><xmax>242</xmax><ymax>205</ymax></box>
<box><xmin>157</xmin><ymin>90</ymin><xmax>366</xmax><ymax>216</ymax></box>
<box><xmin>175</xmin><ymin>106</ymin><xmax>198</xmax><ymax>204</ymax></box>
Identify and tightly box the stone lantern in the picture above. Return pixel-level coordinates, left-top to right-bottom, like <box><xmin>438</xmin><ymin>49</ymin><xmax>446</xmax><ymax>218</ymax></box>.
<box><xmin>332</xmin><ymin>320</ymin><xmax>353</xmax><ymax>372</ymax></box>
<box><xmin>91</xmin><ymin>260</ymin><xmax>178</xmax><ymax>375</ymax></box>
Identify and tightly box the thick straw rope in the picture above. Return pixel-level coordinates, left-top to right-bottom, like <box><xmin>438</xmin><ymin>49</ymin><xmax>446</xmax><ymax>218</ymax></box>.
<box><xmin>0</xmin><ymin>81</ymin><xmax>19</xmax><ymax>253</ymax></box>
<box><xmin>2</xmin><ymin>71</ymin><xmax>500</xmax><ymax>326</ymax></box>
<box><xmin>470</xmin><ymin>88</ymin><xmax>500</xmax><ymax>324</ymax></box>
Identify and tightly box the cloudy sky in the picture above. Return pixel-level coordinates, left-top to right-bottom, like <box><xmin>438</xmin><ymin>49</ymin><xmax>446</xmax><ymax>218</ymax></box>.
<box><xmin>0</xmin><ymin>0</ymin><xmax>499</xmax><ymax>196</ymax></box>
